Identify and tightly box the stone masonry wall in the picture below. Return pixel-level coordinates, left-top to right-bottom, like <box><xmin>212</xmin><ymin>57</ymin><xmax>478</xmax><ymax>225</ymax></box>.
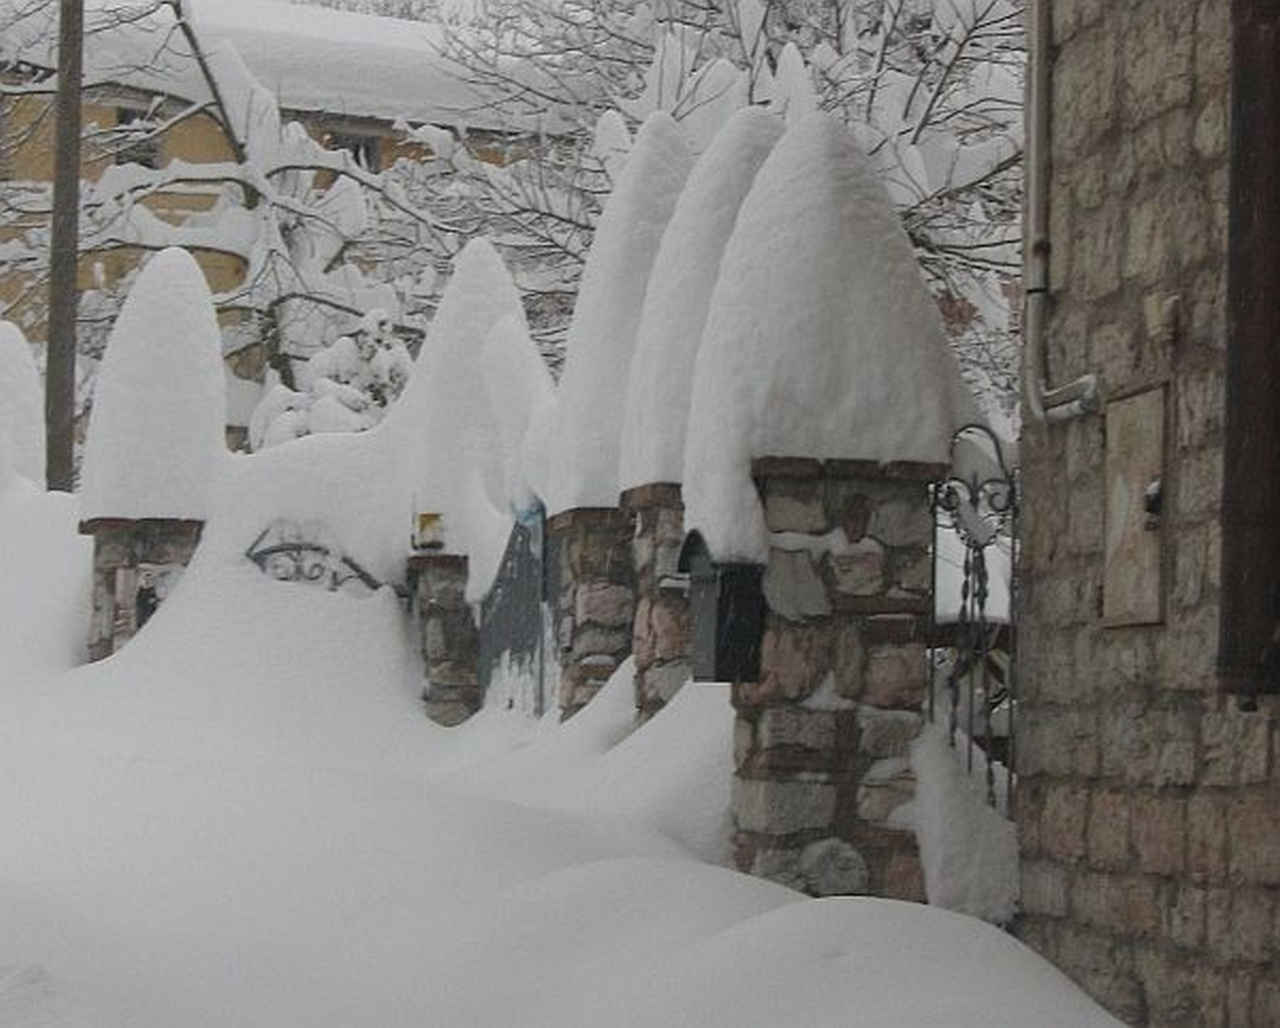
<box><xmin>410</xmin><ymin>553</ymin><xmax>482</xmax><ymax>726</ymax></box>
<box><xmin>730</xmin><ymin>458</ymin><xmax>942</xmax><ymax>899</ymax></box>
<box><xmin>620</xmin><ymin>484</ymin><xmax>691</xmax><ymax>719</ymax></box>
<box><xmin>1018</xmin><ymin>2</ymin><xmax>1280</xmax><ymax>1023</ymax></box>
<box><xmin>82</xmin><ymin>517</ymin><xmax>203</xmax><ymax>661</ymax></box>
<box><xmin>545</xmin><ymin>508</ymin><xmax>636</xmax><ymax>719</ymax></box>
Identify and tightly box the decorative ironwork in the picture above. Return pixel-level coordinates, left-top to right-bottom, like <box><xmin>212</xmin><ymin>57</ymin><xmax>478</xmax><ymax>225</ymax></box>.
<box><xmin>930</xmin><ymin>423</ymin><xmax>1019</xmax><ymax>815</ymax></box>
<box><xmin>245</xmin><ymin>520</ymin><xmax>383</xmax><ymax>595</ymax></box>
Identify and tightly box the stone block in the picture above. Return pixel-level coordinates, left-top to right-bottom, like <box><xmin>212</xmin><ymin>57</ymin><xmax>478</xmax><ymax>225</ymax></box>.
<box><xmin>1254</xmin><ymin>980</ymin><xmax>1280</xmax><ymax>1026</ymax></box>
<box><xmin>637</xmin><ymin>660</ymin><xmax>689</xmax><ymax>712</ymax></box>
<box><xmin>733</xmin><ymin>776</ymin><xmax>837</xmax><ymax>836</ymax></box>
<box><xmin>757</xmin><ymin>707</ymin><xmax>837</xmax><ymax>754</ymax></box>
<box><xmin>1227</xmin><ymin>791</ymin><xmax>1280</xmax><ymax>884</ymax></box>
<box><xmin>742</xmin><ymin>621</ymin><xmax>832</xmax><ymax>706</ymax></box>
<box><xmin>799</xmin><ymin>837</ymin><xmax>869</xmax><ymax>896</ymax></box>
<box><xmin>571</xmin><ymin>625</ymin><xmax>632</xmax><ymax>660</ymax></box>
<box><xmin>1072</xmin><ymin>871</ymin><xmax>1161</xmax><ymax>938</ymax></box>
<box><xmin>651</xmin><ymin>593</ymin><xmax>689</xmax><ymax>662</ymax></box>
<box><xmin>1042</xmin><ymin>783</ymin><xmax>1088</xmax><ymax>863</ymax></box>
<box><xmin>748</xmin><ymin>847</ymin><xmax>807</xmax><ymax>891</ymax></box>
<box><xmin>866</xmin><ymin>496</ymin><xmax>931</xmax><ymax>549</ymax></box>
<box><xmin>827</xmin><ymin>539</ymin><xmax>885</xmax><ymax>597</ymax></box>
<box><xmin>1052</xmin><ymin>28</ymin><xmax>1118</xmax><ymax>160</ymax></box>
<box><xmin>1120</xmin><ymin>0</ymin><xmax>1193</xmax><ymax>124</ymax></box>
<box><xmin>1021</xmin><ymin>861</ymin><xmax>1069</xmax><ymax>918</ymax></box>
<box><xmin>878</xmin><ymin>848</ymin><xmax>927</xmax><ymax>903</ymax></box>
<box><xmin>760</xmin><ymin>476</ymin><xmax>827</xmax><ymax>533</ymax></box>
<box><xmin>889</xmin><ymin>546</ymin><xmax>931</xmax><ymax>594</ymax></box>
<box><xmin>1087</xmin><ymin>789</ymin><xmax>1131</xmax><ymax>871</ymax></box>
<box><xmin>733</xmin><ymin>715</ymin><xmax>755</xmax><ymax>772</ymax></box>
<box><xmin>1187</xmin><ymin>792</ymin><xmax>1227</xmax><ymax>882</ymax></box>
<box><xmin>856</xmin><ymin>707</ymin><xmax>922</xmax><ymax>760</ymax></box>
<box><xmin>764</xmin><ymin>548</ymin><xmax>831</xmax><ymax>621</ymax></box>
<box><xmin>1202</xmin><ymin>703</ymin><xmax>1271</xmax><ymax>786</ymax></box>
<box><xmin>1132</xmin><ymin>792</ymin><xmax>1186</xmax><ymax>876</ymax></box>
<box><xmin>856</xmin><ymin>774</ymin><xmax>915</xmax><ymax>824</ymax></box>
<box><xmin>861</xmin><ymin>644</ymin><xmax>926</xmax><ymax>710</ymax></box>
<box><xmin>574</xmin><ymin>581</ymin><xmax>634</xmax><ymax>628</ymax></box>
<box><xmin>1167</xmin><ymin>884</ymin><xmax>1206</xmax><ymax>950</ymax></box>
<box><xmin>831</xmin><ymin>620</ymin><xmax>865</xmax><ymax>699</ymax></box>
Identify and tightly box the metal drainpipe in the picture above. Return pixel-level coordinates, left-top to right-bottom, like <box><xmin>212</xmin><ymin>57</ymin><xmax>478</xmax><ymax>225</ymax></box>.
<box><xmin>1023</xmin><ymin>0</ymin><xmax>1100</xmax><ymax>423</ymax></box>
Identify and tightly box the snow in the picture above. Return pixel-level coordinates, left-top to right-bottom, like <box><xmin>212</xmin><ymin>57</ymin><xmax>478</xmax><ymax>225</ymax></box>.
<box><xmin>683</xmin><ymin>113</ymin><xmax>979</xmax><ymax>561</ymax></box>
<box><xmin>911</xmin><ymin>723</ymin><xmax>1019</xmax><ymax>924</ymax></box>
<box><xmin>78</xmin><ymin>248</ymin><xmax>227</xmax><ymax>522</ymax></box>
<box><xmin>0</xmin><ymin>321</ymin><xmax>46</xmax><ymax>485</ymax></box>
<box><xmin>618</xmin><ymin>107</ymin><xmax>782</xmax><ymax>492</ymax></box>
<box><xmin>390</xmin><ymin>238</ymin><xmax>520</xmax><ymax>597</ymax></box>
<box><xmin>0</xmin><ymin>477</ymin><xmax>91</xmax><ymax>682</ymax></box>
<box><xmin>0</xmin><ymin>426</ymin><xmax>1123</xmax><ymax>1028</ymax></box>
<box><xmin>482</xmin><ymin>314</ymin><xmax>555</xmax><ymax>513</ymax></box>
<box><xmin>544</xmin><ymin>113</ymin><xmax>694</xmax><ymax>515</ymax></box>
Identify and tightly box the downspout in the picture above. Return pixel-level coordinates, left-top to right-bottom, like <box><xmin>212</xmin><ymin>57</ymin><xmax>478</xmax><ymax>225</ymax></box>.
<box><xmin>1023</xmin><ymin>0</ymin><xmax>1100</xmax><ymax>423</ymax></box>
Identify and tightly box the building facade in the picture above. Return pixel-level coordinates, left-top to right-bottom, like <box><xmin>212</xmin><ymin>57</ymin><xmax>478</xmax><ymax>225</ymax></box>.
<box><xmin>1017</xmin><ymin>1</ymin><xmax>1279</xmax><ymax>1023</ymax></box>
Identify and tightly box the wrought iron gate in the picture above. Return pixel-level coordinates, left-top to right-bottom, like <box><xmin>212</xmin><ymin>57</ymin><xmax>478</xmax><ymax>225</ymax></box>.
<box><xmin>929</xmin><ymin>423</ymin><xmax>1019</xmax><ymax>816</ymax></box>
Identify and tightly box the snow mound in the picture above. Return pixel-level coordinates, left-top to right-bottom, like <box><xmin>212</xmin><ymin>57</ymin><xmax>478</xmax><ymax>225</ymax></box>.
<box><xmin>0</xmin><ymin>321</ymin><xmax>45</xmax><ymax>485</ymax></box>
<box><xmin>0</xmin><ymin>478</ymin><xmax>91</xmax><ymax>685</ymax></box>
<box><xmin>683</xmin><ymin>112</ymin><xmax>978</xmax><ymax>561</ymax></box>
<box><xmin>619</xmin><ymin>108</ymin><xmax>783</xmax><ymax>492</ymax></box>
<box><xmin>482</xmin><ymin>314</ymin><xmax>556</xmax><ymax>513</ymax></box>
<box><xmin>911</xmin><ymin>723</ymin><xmax>1018</xmax><ymax>924</ymax></box>
<box><xmin>79</xmin><ymin>248</ymin><xmax>227</xmax><ymax>521</ymax></box>
<box><xmin>390</xmin><ymin>238</ymin><xmax>521</xmax><ymax>597</ymax></box>
<box><xmin>544</xmin><ymin>112</ymin><xmax>694</xmax><ymax>515</ymax></box>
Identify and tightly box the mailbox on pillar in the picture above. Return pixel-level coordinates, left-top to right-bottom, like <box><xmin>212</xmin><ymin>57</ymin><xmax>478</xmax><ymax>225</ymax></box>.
<box><xmin>678</xmin><ymin>531</ymin><xmax>765</xmax><ymax>683</ymax></box>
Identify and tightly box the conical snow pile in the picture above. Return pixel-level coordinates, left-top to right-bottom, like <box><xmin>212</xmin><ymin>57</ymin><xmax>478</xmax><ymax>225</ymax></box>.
<box><xmin>389</xmin><ymin>238</ymin><xmax>524</xmax><ymax>599</ymax></box>
<box><xmin>544</xmin><ymin>112</ymin><xmax>694</xmax><ymax>516</ymax></box>
<box><xmin>0</xmin><ymin>321</ymin><xmax>46</xmax><ymax>485</ymax></box>
<box><xmin>80</xmin><ymin>248</ymin><xmax>227</xmax><ymax>521</ymax></box>
<box><xmin>618</xmin><ymin>107</ymin><xmax>783</xmax><ymax>493</ymax></box>
<box><xmin>482</xmin><ymin>314</ymin><xmax>555</xmax><ymax>514</ymax></box>
<box><xmin>683</xmin><ymin>112</ymin><xmax>978</xmax><ymax>562</ymax></box>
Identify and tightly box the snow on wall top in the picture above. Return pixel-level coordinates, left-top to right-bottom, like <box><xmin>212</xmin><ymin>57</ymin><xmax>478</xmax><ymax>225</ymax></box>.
<box><xmin>80</xmin><ymin>248</ymin><xmax>227</xmax><ymax>521</ymax></box>
<box><xmin>482</xmin><ymin>314</ymin><xmax>555</xmax><ymax>514</ymax></box>
<box><xmin>683</xmin><ymin>112</ymin><xmax>979</xmax><ymax>562</ymax></box>
<box><xmin>543</xmin><ymin>112</ymin><xmax>694</xmax><ymax>516</ymax></box>
<box><xmin>387</xmin><ymin>238</ymin><xmax>521</xmax><ymax>599</ymax></box>
<box><xmin>3</xmin><ymin>0</ymin><xmax>506</xmax><ymax>133</ymax></box>
<box><xmin>0</xmin><ymin>321</ymin><xmax>46</xmax><ymax>485</ymax></box>
<box><xmin>617</xmin><ymin>107</ymin><xmax>783</xmax><ymax>493</ymax></box>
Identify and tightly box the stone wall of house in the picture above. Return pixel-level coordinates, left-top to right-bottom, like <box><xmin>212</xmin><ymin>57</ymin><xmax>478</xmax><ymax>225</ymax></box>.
<box><xmin>545</xmin><ymin>508</ymin><xmax>636</xmax><ymax>719</ymax></box>
<box><xmin>729</xmin><ymin>458</ymin><xmax>941</xmax><ymax>900</ymax></box>
<box><xmin>1018</xmin><ymin>2</ymin><xmax>1280</xmax><ymax>1023</ymax></box>
<box><xmin>620</xmin><ymin>484</ymin><xmax>691</xmax><ymax>718</ymax></box>
<box><xmin>82</xmin><ymin>517</ymin><xmax>203</xmax><ymax>661</ymax></box>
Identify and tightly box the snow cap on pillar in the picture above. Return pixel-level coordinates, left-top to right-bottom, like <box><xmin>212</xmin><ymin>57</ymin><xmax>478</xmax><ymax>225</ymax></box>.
<box><xmin>80</xmin><ymin>247</ymin><xmax>227</xmax><ymax>521</ymax></box>
<box><xmin>682</xmin><ymin>111</ymin><xmax>979</xmax><ymax>563</ymax></box>
<box><xmin>619</xmin><ymin>106</ymin><xmax>784</xmax><ymax>494</ymax></box>
<box><xmin>544</xmin><ymin>111</ymin><xmax>694</xmax><ymax>516</ymax></box>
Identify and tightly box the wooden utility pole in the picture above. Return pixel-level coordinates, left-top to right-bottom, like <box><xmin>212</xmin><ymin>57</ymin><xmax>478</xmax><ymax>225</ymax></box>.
<box><xmin>46</xmin><ymin>0</ymin><xmax>83</xmax><ymax>491</ymax></box>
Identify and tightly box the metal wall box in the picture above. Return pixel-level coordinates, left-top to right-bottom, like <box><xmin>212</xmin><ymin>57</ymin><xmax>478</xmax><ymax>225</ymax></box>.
<box><xmin>678</xmin><ymin>531</ymin><xmax>765</xmax><ymax>682</ymax></box>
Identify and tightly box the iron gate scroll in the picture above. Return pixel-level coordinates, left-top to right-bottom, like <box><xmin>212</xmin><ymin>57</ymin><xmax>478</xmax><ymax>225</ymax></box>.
<box><xmin>930</xmin><ymin>423</ymin><xmax>1019</xmax><ymax>815</ymax></box>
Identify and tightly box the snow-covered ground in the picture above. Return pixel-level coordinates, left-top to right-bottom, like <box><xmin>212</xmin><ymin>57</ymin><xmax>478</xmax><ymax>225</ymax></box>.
<box><xmin>0</xmin><ymin>453</ymin><xmax>1122</xmax><ymax>1027</ymax></box>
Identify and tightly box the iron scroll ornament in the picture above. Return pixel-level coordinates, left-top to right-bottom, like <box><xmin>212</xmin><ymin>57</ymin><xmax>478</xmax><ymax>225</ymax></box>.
<box><xmin>932</xmin><ymin>422</ymin><xmax>1019</xmax><ymax>810</ymax></box>
<box><xmin>244</xmin><ymin>521</ymin><xmax>384</xmax><ymax>595</ymax></box>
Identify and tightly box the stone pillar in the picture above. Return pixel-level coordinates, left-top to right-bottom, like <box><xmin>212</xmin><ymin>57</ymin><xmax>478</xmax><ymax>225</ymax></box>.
<box><xmin>729</xmin><ymin>457</ymin><xmax>942</xmax><ymax>899</ymax></box>
<box><xmin>620</xmin><ymin>483</ymin><xmax>691</xmax><ymax>719</ymax></box>
<box><xmin>408</xmin><ymin>552</ymin><xmax>481</xmax><ymax>726</ymax></box>
<box><xmin>80</xmin><ymin>517</ymin><xmax>203</xmax><ymax>661</ymax></box>
<box><xmin>545</xmin><ymin>507</ymin><xmax>636</xmax><ymax>719</ymax></box>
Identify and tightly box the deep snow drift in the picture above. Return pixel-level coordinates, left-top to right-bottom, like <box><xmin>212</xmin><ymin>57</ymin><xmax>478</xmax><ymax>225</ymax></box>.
<box><xmin>1</xmin><ymin>425</ymin><xmax>1120</xmax><ymax>1026</ymax></box>
<box><xmin>0</xmin><ymin>321</ymin><xmax>45</xmax><ymax>484</ymax></box>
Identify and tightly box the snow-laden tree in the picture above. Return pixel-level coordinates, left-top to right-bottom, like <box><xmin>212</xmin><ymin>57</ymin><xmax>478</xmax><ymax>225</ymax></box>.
<box><xmin>417</xmin><ymin>0</ymin><xmax>1023</xmax><ymax>418</ymax></box>
<box><xmin>0</xmin><ymin>0</ymin><xmax>456</xmax><ymax>436</ymax></box>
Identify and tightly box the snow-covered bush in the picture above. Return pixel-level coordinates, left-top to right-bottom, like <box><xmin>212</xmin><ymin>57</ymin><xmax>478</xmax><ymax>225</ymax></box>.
<box><xmin>247</xmin><ymin>309</ymin><xmax>412</xmax><ymax>451</ymax></box>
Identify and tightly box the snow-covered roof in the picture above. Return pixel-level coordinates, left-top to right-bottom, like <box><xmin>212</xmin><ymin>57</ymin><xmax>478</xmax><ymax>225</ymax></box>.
<box><xmin>2</xmin><ymin>0</ymin><xmax>508</xmax><ymax>132</ymax></box>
